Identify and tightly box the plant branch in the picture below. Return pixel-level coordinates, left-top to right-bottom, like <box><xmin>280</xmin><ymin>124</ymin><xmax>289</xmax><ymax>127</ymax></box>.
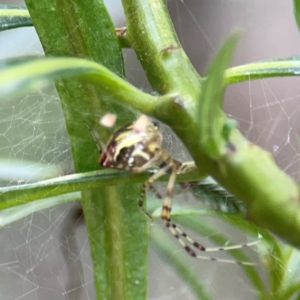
<box><xmin>122</xmin><ymin>0</ymin><xmax>300</xmax><ymax>247</ymax></box>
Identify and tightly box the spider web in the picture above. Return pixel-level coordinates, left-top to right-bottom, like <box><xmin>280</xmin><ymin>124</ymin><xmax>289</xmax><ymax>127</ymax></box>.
<box><xmin>0</xmin><ymin>0</ymin><xmax>299</xmax><ymax>299</ymax></box>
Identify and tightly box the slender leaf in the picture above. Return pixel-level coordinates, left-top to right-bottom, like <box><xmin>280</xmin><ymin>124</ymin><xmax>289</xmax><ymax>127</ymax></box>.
<box><xmin>24</xmin><ymin>0</ymin><xmax>147</xmax><ymax>299</ymax></box>
<box><xmin>225</xmin><ymin>56</ymin><xmax>300</xmax><ymax>85</ymax></box>
<box><xmin>82</xmin><ymin>185</ymin><xmax>148</xmax><ymax>300</ymax></box>
<box><xmin>0</xmin><ymin>192</ymin><xmax>80</xmax><ymax>227</ymax></box>
<box><xmin>0</xmin><ymin>169</ymin><xmax>141</xmax><ymax>210</ymax></box>
<box><xmin>0</xmin><ymin>57</ymin><xmax>156</xmax><ymax>113</ymax></box>
<box><xmin>198</xmin><ymin>33</ymin><xmax>239</xmax><ymax>158</ymax></box>
<box><xmin>0</xmin><ymin>158</ymin><xmax>61</xmax><ymax>182</ymax></box>
<box><xmin>0</xmin><ymin>5</ymin><xmax>32</xmax><ymax>31</ymax></box>
<box><xmin>282</xmin><ymin>281</ymin><xmax>300</xmax><ymax>299</ymax></box>
<box><xmin>294</xmin><ymin>0</ymin><xmax>300</xmax><ymax>32</ymax></box>
<box><xmin>0</xmin><ymin>166</ymin><xmax>201</xmax><ymax>210</ymax></box>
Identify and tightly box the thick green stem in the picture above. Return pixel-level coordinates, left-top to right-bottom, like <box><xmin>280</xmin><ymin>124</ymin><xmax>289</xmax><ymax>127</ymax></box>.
<box><xmin>122</xmin><ymin>0</ymin><xmax>300</xmax><ymax>247</ymax></box>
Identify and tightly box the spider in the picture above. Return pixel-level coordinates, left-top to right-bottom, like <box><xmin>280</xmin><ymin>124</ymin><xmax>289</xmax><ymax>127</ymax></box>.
<box><xmin>95</xmin><ymin>115</ymin><xmax>258</xmax><ymax>265</ymax></box>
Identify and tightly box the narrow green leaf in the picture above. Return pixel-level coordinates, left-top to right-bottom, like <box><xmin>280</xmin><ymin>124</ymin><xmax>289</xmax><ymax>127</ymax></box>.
<box><xmin>0</xmin><ymin>6</ymin><xmax>130</xmax><ymax>48</ymax></box>
<box><xmin>0</xmin><ymin>168</ymin><xmax>201</xmax><ymax>210</ymax></box>
<box><xmin>0</xmin><ymin>57</ymin><xmax>156</xmax><ymax>113</ymax></box>
<box><xmin>0</xmin><ymin>5</ymin><xmax>32</xmax><ymax>31</ymax></box>
<box><xmin>281</xmin><ymin>281</ymin><xmax>300</xmax><ymax>299</ymax></box>
<box><xmin>0</xmin><ymin>170</ymin><xmax>139</xmax><ymax>210</ymax></box>
<box><xmin>24</xmin><ymin>0</ymin><xmax>147</xmax><ymax>298</ymax></box>
<box><xmin>198</xmin><ymin>32</ymin><xmax>239</xmax><ymax>158</ymax></box>
<box><xmin>0</xmin><ymin>158</ymin><xmax>61</xmax><ymax>182</ymax></box>
<box><xmin>225</xmin><ymin>57</ymin><xmax>300</xmax><ymax>85</ymax></box>
<box><xmin>294</xmin><ymin>0</ymin><xmax>300</xmax><ymax>32</ymax></box>
<box><xmin>82</xmin><ymin>185</ymin><xmax>148</xmax><ymax>300</ymax></box>
<box><xmin>280</xmin><ymin>248</ymin><xmax>300</xmax><ymax>296</ymax></box>
<box><xmin>0</xmin><ymin>192</ymin><xmax>80</xmax><ymax>227</ymax></box>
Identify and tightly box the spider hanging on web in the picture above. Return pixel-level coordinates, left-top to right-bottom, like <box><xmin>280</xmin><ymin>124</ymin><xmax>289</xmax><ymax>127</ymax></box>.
<box><xmin>91</xmin><ymin>114</ymin><xmax>259</xmax><ymax>265</ymax></box>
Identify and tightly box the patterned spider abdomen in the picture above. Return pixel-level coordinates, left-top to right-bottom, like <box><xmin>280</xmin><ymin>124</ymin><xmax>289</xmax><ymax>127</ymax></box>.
<box><xmin>99</xmin><ymin>119</ymin><xmax>162</xmax><ymax>172</ymax></box>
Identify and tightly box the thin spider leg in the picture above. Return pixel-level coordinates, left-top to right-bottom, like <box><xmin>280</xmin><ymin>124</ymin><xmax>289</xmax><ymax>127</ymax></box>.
<box><xmin>159</xmin><ymin>166</ymin><xmax>257</xmax><ymax>265</ymax></box>
<box><xmin>149</xmin><ymin>181</ymin><xmax>186</xmax><ymax>199</ymax></box>
<box><xmin>148</xmin><ymin>184</ymin><xmax>163</xmax><ymax>199</ymax></box>
<box><xmin>132</xmin><ymin>150</ymin><xmax>162</xmax><ymax>173</ymax></box>
<box><xmin>168</xmin><ymin>220</ymin><xmax>260</xmax><ymax>252</ymax></box>
<box><xmin>145</xmin><ymin>180</ymin><xmax>206</xmax><ymax>251</ymax></box>
<box><xmin>161</xmin><ymin>165</ymin><xmax>177</xmax><ymax>223</ymax></box>
<box><xmin>139</xmin><ymin>165</ymin><xmax>170</xmax><ymax>213</ymax></box>
<box><xmin>194</xmin><ymin>255</ymin><xmax>256</xmax><ymax>265</ymax></box>
<box><xmin>166</xmin><ymin>220</ymin><xmax>257</xmax><ymax>265</ymax></box>
<box><xmin>138</xmin><ymin>184</ymin><xmax>163</xmax><ymax>220</ymax></box>
<box><xmin>201</xmin><ymin>240</ymin><xmax>260</xmax><ymax>252</ymax></box>
<box><xmin>159</xmin><ymin>166</ymin><xmax>204</xmax><ymax>257</ymax></box>
<box><xmin>143</xmin><ymin>165</ymin><xmax>259</xmax><ymax>253</ymax></box>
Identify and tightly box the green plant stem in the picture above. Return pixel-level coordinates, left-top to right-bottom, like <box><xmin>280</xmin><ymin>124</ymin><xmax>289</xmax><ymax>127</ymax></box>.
<box><xmin>122</xmin><ymin>0</ymin><xmax>300</xmax><ymax>248</ymax></box>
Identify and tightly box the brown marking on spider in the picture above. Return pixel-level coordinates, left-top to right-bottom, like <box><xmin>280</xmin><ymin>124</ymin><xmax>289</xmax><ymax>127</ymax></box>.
<box><xmin>185</xmin><ymin>246</ymin><xmax>197</xmax><ymax>257</ymax></box>
<box><xmin>162</xmin><ymin>205</ymin><xmax>171</xmax><ymax>212</ymax></box>
<box><xmin>193</xmin><ymin>241</ymin><xmax>205</xmax><ymax>251</ymax></box>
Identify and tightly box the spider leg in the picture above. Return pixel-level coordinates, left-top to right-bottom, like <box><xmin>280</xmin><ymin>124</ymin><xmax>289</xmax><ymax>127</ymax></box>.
<box><xmin>138</xmin><ymin>165</ymin><xmax>170</xmax><ymax>218</ymax></box>
<box><xmin>159</xmin><ymin>166</ymin><xmax>204</xmax><ymax>257</ymax></box>
<box><xmin>193</xmin><ymin>255</ymin><xmax>256</xmax><ymax>265</ymax></box>
<box><xmin>165</xmin><ymin>218</ymin><xmax>258</xmax><ymax>265</ymax></box>
<box><xmin>148</xmin><ymin>184</ymin><xmax>163</xmax><ymax>200</ymax></box>
<box><xmin>168</xmin><ymin>221</ymin><xmax>260</xmax><ymax>252</ymax></box>
<box><xmin>139</xmin><ymin>165</ymin><xmax>169</xmax><ymax>207</ymax></box>
<box><xmin>159</xmin><ymin>165</ymin><xmax>258</xmax><ymax>265</ymax></box>
<box><xmin>141</xmin><ymin>166</ymin><xmax>259</xmax><ymax>253</ymax></box>
<box><xmin>138</xmin><ymin>184</ymin><xmax>162</xmax><ymax>220</ymax></box>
